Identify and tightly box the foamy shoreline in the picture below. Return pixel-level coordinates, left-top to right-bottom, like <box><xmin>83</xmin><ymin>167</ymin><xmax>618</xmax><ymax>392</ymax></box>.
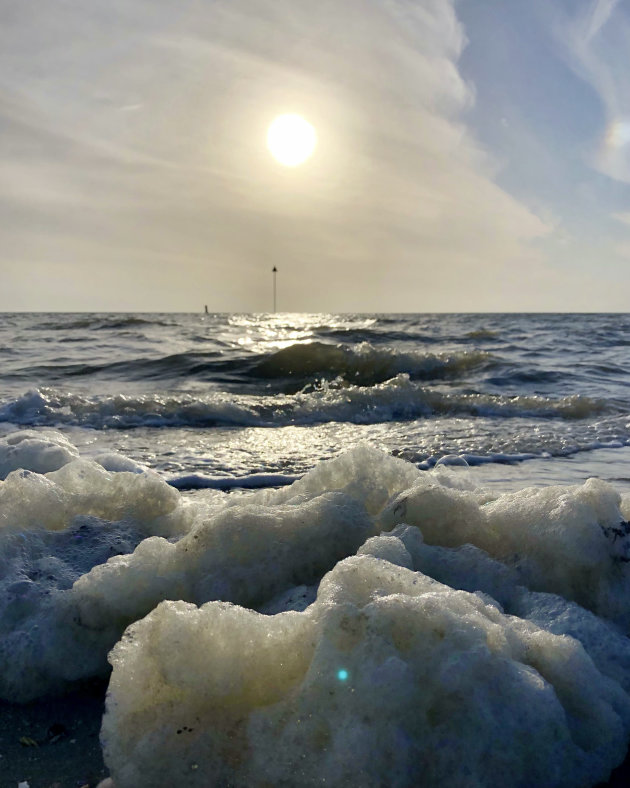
<box><xmin>5</xmin><ymin>432</ymin><xmax>630</xmax><ymax>786</ymax></box>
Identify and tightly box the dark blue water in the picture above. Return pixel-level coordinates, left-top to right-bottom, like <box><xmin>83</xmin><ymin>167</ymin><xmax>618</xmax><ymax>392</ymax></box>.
<box><xmin>1</xmin><ymin>312</ymin><xmax>629</xmax><ymax>483</ymax></box>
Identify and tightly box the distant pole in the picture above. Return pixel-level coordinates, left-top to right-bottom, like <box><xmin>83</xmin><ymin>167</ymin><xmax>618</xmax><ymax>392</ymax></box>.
<box><xmin>272</xmin><ymin>266</ymin><xmax>277</xmax><ymax>313</ymax></box>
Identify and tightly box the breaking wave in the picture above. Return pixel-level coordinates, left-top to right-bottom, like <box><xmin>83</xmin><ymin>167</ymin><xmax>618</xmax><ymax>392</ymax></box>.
<box><xmin>0</xmin><ymin>379</ymin><xmax>612</xmax><ymax>431</ymax></box>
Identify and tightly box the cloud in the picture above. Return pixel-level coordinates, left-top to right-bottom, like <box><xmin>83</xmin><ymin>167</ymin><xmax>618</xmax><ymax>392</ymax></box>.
<box><xmin>0</xmin><ymin>0</ymin><xmax>552</xmax><ymax>310</ymax></box>
<box><xmin>559</xmin><ymin>0</ymin><xmax>630</xmax><ymax>183</ymax></box>
<box><xmin>582</xmin><ymin>0</ymin><xmax>620</xmax><ymax>42</ymax></box>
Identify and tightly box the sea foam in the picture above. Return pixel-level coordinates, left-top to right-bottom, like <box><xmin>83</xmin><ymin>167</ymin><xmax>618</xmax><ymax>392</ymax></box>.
<box><xmin>0</xmin><ymin>429</ymin><xmax>79</xmax><ymax>479</ymax></box>
<box><xmin>2</xmin><ymin>434</ymin><xmax>630</xmax><ymax>785</ymax></box>
<box><xmin>102</xmin><ymin>550</ymin><xmax>630</xmax><ymax>787</ymax></box>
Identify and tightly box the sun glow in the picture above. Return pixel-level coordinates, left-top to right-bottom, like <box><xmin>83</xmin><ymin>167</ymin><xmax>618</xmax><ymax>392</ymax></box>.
<box><xmin>267</xmin><ymin>114</ymin><xmax>317</xmax><ymax>167</ymax></box>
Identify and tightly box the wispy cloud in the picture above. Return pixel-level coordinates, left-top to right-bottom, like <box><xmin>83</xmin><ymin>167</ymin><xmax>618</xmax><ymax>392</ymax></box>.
<box><xmin>0</xmin><ymin>0</ymin><xmax>552</xmax><ymax>310</ymax></box>
<box><xmin>559</xmin><ymin>0</ymin><xmax>630</xmax><ymax>183</ymax></box>
<box><xmin>582</xmin><ymin>0</ymin><xmax>620</xmax><ymax>42</ymax></box>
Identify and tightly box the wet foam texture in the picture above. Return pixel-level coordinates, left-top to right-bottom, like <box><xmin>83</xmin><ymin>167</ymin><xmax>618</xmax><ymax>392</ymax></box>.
<box><xmin>102</xmin><ymin>550</ymin><xmax>630</xmax><ymax>788</ymax></box>
<box><xmin>0</xmin><ymin>429</ymin><xmax>79</xmax><ymax>479</ymax></box>
<box><xmin>3</xmin><ymin>435</ymin><xmax>630</xmax><ymax>787</ymax></box>
<box><xmin>0</xmin><ymin>441</ymin><xmax>194</xmax><ymax>701</ymax></box>
<box><xmin>380</xmin><ymin>472</ymin><xmax>630</xmax><ymax>628</ymax></box>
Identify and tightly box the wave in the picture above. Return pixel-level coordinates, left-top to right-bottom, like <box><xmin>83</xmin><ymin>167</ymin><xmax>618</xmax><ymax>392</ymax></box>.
<box><xmin>318</xmin><ymin>326</ymin><xmax>501</xmax><ymax>344</ymax></box>
<box><xmin>253</xmin><ymin>341</ymin><xmax>493</xmax><ymax>385</ymax></box>
<box><xmin>14</xmin><ymin>342</ymin><xmax>494</xmax><ymax>387</ymax></box>
<box><xmin>0</xmin><ymin>379</ymin><xmax>612</xmax><ymax>431</ymax></box>
<box><xmin>19</xmin><ymin>351</ymin><xmax>233</xmax><ymax>382</ymax></box>
<box><xmin>317</xmin><ymin>328</ymin><xmax>444</xmax><ymax>344</ymax></box>
<box><xmin>31</xmin><ymin>315</ymin><xmax>177</xmax><ymax>331</ymax></box>
<box><xmin>465</xmin><ymin>328</ymin><xmax>499</xmax><ymax>340</ymax></box>
<box><xmin>485</xmin><ymin>369</ymin><xmax>566</xmax><ymax>386</ymax></box>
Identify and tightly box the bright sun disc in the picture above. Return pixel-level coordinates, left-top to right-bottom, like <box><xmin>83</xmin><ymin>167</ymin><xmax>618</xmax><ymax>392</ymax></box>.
<box><xmin>267</xmin><ymin>114</ymin><xmax>317</xmax><ymax>167</ymax></box>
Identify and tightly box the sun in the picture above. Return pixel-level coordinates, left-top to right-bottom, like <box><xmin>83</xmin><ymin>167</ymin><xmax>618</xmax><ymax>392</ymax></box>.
<box><xmin>267</xmin><ymin>114</ymin><xmax>317</xmax><ymax>167</ymax></box>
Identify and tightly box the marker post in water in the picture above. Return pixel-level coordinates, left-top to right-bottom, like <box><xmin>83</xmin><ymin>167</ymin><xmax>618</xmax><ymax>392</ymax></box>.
<box><xmin>272</xmin><ymin>266</ymin><xmax>278</xmax><ymax>313</ymax></box>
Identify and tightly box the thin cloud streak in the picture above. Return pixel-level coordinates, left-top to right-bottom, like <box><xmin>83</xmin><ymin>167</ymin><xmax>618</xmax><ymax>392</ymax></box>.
<box><xmin>559</xmin><ymin>0</ymin><xmax>630</xmax><ymax>183</ymax></box>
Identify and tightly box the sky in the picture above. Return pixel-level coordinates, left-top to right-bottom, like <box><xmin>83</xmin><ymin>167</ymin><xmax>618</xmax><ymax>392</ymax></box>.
<box><xmin>2</xmin><ymin>0</ymin><xmax>630</xmax><ymax>312</ymax></box>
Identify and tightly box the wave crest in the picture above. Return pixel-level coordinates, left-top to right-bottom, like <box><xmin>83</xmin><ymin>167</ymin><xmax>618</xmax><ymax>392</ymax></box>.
<box><xmin>253</xmin><ymin>342</ymin><xmax>492</xmax><ymax>385</ymax></box>
<box><xmin>0</xmin><ymin>380</ymin><xmax>609</xmax><ymax>431</ymax></box>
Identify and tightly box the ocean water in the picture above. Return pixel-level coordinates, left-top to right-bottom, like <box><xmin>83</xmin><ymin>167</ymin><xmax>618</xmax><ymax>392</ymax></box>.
<box><xmin>4</xmin><ymin>312</ymin><xmax>630</xmax><ymax>787</ymax></box>
<box><xmin>2</xmin><ymin>311</ymin><xmax>630</xmax><ymax>487</ymax></box>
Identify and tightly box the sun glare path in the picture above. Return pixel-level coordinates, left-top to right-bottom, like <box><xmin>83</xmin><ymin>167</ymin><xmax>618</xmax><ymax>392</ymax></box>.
<box><xmin>267</xmin><ymin>114</ymin><xmax>317</xmax><ymax>167</ymax></box>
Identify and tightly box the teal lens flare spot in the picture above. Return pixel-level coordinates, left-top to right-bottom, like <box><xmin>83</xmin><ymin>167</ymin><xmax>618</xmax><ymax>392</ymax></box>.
<box><xmin>337</xmin><ymin>669</ymin><xmax>349</xmax><ymax>681</ymax></box>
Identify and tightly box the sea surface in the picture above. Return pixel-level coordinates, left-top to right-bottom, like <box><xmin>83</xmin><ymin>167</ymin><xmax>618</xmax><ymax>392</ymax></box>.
<box><xmin>1</xmin><ymin>311</ymin><xmax>630</xmax><ymax>489</ymax></box>
<box><xmin>4</xmin><ymin>312</ymin><xmax>630</xmax><ymax>787</ymax></box>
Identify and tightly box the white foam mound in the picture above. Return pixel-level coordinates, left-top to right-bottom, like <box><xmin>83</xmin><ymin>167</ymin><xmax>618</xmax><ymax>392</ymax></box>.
<box><xmin>0</xmin><ymin>429</ymin><xmax>78</xmax><ymax>479</ymax></box>
<box><xmin>381</xmin><ymin>472</ymin><xmax>630</xmax><ymax>628</ymax></box>
<box><xmin>4</xmin><ymin>438</ymin><xmax>630</xmax><ymax>730</ymax></box>
<box><xmin>72</xmin><ymin>491</ymin><xmax>371</xmax><ymax>629</ymax></box>
<box><xmin>0</xmin><ymin>454</ymin><xmax>195</xmax><ymax>701</ymax></box>
<box><xmin>102</xmin><ymin>549</ymin><xmax>630</xmax><ymax>788</ymax></box>
<box><xmin>92</xmin><ymin>452</ymin><xmax>147</xmax><ymax>474</ymax></box>
<box><xmin>258</xmin><ymin>441</ymin><xmax>420</xmax><ymax>513</ymax></box>
<box><xmin>55</xmin><ymin>446</ymin><xmax>412</xmax><ymax>688</ymax></box>
<box><xmin>364</xmin><ymin>525</ymin><xmax>630</xmax><ymax>696</ymax></box>
<box><xmin>0</xmin><ymin>457</ymin><xmax>186</xmax><ymax>536</ymax></box>
<box><xmin>0</xmin><ymin>452</ymin><xmax>372</xmax><ymax>700</ymax></box>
